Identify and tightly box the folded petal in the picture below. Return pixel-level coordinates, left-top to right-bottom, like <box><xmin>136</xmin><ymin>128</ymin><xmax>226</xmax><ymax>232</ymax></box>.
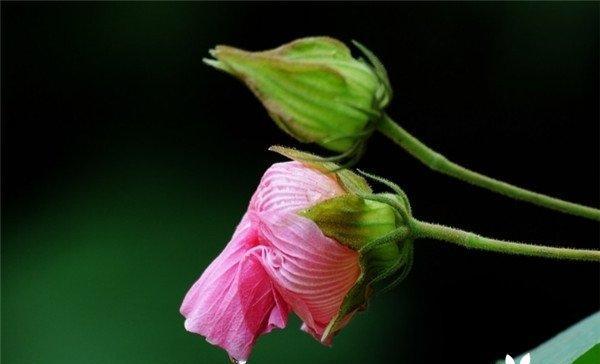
<box><xmin>182</xmin><ymin>161</ymin><xmax>363</xmax><ymax>358</ymax></box>
<box><xmin>180</xmin><ymin>216</ymin><xmax>290</xmax><ymax>361</ymax></box>
<box><xmin>250</xmin><ymin>161</ymin><xmax>345</xmax><ymax>215</ymax></box>
<box><xmin>256</xmin><ymin>210</ymin><xmax>360</xmax><ymax>342</ymax></box>
<box><xmin>180</xmin><ymin>214</ymin><xmax>255</xmax><ymax>318</ymax></box>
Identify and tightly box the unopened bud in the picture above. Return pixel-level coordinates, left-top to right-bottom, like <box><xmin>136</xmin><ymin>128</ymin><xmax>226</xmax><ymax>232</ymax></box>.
<box><xmin>205</xmin><ymin>37</ymin><xmax>391</xmax><ymax>153</ymax></box>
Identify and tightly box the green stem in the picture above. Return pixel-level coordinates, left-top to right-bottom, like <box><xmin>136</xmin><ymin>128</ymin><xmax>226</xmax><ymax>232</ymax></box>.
<box><xmin>412</xmin><ymin>219</ymin><xmax>600</xmax><ymax>261</ymax></box>
<box><xmin>377</xmin><ymin>114</ymin><xmax>600</xmax><ymax>221</ymax></box>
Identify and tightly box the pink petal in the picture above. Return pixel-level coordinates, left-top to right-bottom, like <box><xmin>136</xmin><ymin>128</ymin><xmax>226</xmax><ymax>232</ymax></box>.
<box><xmin>182</xmin><ymin>161</ymin><xmax>360</xmax><ymax>358</ymax></box>
<box><xmin>180</xmin><ymin>215</ymin><xmax>290</xmax><ymax>361</ymax></box>
<box><xmin>256</xmin><ymin>210</ymin><xmax>360</xmax><ymax>342</ymax></box>
<box><xmin>250</xmin><ymin>161</ymin><xmax>345</xmax><ymax>215</ymax></box>
<box><xmin>180</xmin><ymin>214</ymin><xmax>254</xmax><ymax>318</ymax></box>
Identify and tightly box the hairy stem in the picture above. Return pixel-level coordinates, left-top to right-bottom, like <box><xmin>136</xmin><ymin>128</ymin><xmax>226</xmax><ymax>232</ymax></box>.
<box><xmin>413</xmin><ymin>219</ymin><xmax>600</xmax><ymax>261</ymax></box>
<box><xmin>376</xmin><ymin>114</ymin><xmax>600</xmax><ymax>221</ymax></box>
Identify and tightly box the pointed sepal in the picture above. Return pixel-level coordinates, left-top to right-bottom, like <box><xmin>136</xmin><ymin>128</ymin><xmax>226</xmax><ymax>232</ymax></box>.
<box><xmin>269</xmin><ymin>145</ymin><xmax>372</xmax><ymax>194</ymax></box>
<box><xmin>299</xmin><ymin>194</ymin><xmax>398</xmax><ymax>250</ymax></box>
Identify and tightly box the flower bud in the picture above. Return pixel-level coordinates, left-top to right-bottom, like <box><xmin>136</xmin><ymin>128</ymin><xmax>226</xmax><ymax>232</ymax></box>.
<box><xmin>180</xmin><ymin>147</ymin><xmax>411</xmax><ymax>361</ymax></box>
<box><xmin>204</xmin><ymin>37</ymin><xmax>391</xmax><ymax>153</ymax></box>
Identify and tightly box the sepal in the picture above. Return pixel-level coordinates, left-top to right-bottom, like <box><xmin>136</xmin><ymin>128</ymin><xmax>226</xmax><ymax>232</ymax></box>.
<box><xmin>299</xmin><ymin>194</ymin><xmax>397</xmax><ymax>250</ymax></box>
<box><xmin>322</xmin><ymin>227</ymin><xmax>413</xmax><ymax>342</ymax></box>
<box><xmin>269</xmin><ymin>145</ymin><xmax>371</xmax><ymax>194</ymax></box>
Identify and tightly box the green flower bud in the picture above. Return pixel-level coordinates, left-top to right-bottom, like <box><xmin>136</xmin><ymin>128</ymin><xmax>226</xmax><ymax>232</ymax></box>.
<box><xmin>205</xmin><ymin>37</ymin><xmax>391</xmax><ymax>153</ymax></box>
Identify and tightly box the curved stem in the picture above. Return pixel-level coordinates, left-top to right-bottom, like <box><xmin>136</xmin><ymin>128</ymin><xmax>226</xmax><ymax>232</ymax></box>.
<box><xmin>377</xmin><ymin>114</ymin><xmax>600</xmax><ymax>221</ymax></box>
<box><xmin>412</xmin><ymin>219</ymin><xmax>600</xmax><ymax>261</ymax></box>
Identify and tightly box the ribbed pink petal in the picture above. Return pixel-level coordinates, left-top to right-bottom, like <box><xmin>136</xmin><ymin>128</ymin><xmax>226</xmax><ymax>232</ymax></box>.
<box><xmin>181</xmin><ymin>161</ymin><xmax>361</xmax><ymax>359</ymax></box>
<box><xmin>180</xmin><ymin>214</ymin><xmax>254</xmax><ymax>318</ymax></box>
<box><xmin>250</xmin><ymin>161</ymin><xmax>345</xmax><ymax>215</ymax></box>
<box><xmin>256</xmin><ymin>210</ymin><xmax>360</xmax><ymax>342</ymax></box>
<box><xmin>180</xmin><ymin>215</ymin><xmax>290</xmax><ymax>361</ymax></box>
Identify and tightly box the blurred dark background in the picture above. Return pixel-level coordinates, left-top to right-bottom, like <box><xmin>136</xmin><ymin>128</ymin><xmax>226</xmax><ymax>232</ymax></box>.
<box><xmin>2</xmin><ymin>2</ymin><xmax>598</xmax><ymax>363</ymax></box>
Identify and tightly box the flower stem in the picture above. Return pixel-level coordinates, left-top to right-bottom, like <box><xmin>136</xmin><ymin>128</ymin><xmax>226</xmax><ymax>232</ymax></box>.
<box><xmin>376</xmin><ymin>114</ymin><xmax>600</xmax><ymax>221</ymax></box>
<box><xmin>412</xmin><ymin>219</ymin><xmax>600</xmax><ymax>261</ymax></box>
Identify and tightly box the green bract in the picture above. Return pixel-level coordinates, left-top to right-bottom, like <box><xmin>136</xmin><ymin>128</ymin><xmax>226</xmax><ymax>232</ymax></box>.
<box><xmin>270</xmin><ymin>146</ymin><xmax>413</xmax><ymax>343</ymax></box>
<box><xmin>205</xmin><ymin>37</ymin><xmax>391</xmax><ymax>153</ymax></box>
<box><xmin>300</xmin><ymin>195</ymin><xmax>398</xmax><ymax>249</ymax></box>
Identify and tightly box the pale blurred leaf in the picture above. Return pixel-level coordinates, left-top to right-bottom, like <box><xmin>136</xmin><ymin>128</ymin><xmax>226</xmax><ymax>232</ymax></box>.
<box><xmin>496</xmin><ymin>312</ymin><xmax>600</xmax><ymax>364</ymax></box>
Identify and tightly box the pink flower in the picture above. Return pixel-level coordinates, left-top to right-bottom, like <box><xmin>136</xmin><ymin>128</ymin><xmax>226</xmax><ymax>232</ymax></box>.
<box><xmin>180</xmin><ymin>161</ymin><xmax>361</xmax><ymax>361</ymax></box>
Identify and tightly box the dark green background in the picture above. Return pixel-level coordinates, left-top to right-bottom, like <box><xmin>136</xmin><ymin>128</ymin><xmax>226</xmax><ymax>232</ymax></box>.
<box><xmin>2</xmin><ymin>2</ymin><xmax>598</xmax><ymax>363</ymax></box>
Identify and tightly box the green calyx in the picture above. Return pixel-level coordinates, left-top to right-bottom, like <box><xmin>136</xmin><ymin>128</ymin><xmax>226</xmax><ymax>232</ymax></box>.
<box><xmin>271</xmin><ymin>145</ymin><xmax>414</xmax><ymax>343</ymax></box>
<box><xmin>300</xmin><ymin>195</ymin><xmax>398</xmax><ymax>250</ymax></box>
<box><xmin>205</xmin><ymin>37</ymin><xmax>391</xmax><ymax>154</ymax></box>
